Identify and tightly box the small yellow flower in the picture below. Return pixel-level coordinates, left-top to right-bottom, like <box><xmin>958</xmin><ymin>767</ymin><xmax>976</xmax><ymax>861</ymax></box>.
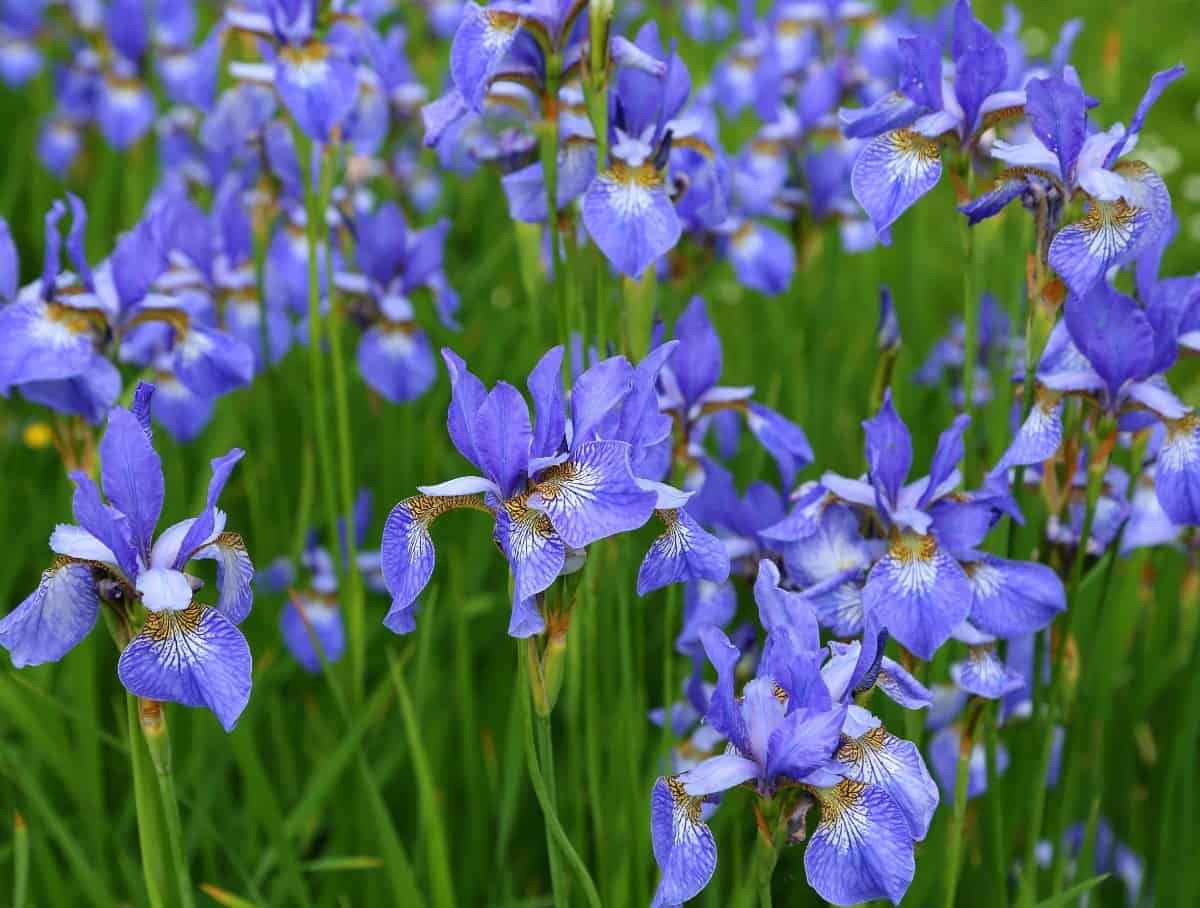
<box><xmin>23</xmin><ymin>422</ymin><xmax>54</xmax><ymax>450</ymax></box>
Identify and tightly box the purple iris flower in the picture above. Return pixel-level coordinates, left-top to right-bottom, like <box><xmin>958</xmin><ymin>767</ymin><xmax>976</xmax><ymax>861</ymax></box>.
<box><xmin>0</xmin><ymin>384</ymin><xmax>254</xmax><ymax>731</ymax></box>
<box><xmin>681</xmin><ymin>0</ymin><xmax>733</xmax><ymax>43</ymax></box>
<box><xmin>277</xmin><ymin>489</ymin><xmax>384</xmax><ymax>672</ymax></box>
<box><xmin>821</xmin><ymin>391</ymin><xmax>1065</xmax><ymax>658</ymax></box>
<box><xmin>0</xmin><ymin>3</ymin><xmax>44</xmax><ymax>87</ymax></box>
<box><xmin>227</xmin><ymin>0</ymin><xmax>360</xmax><ymax>143</ymax></box>
<box><xmin>995</xmin><ymin>266</ymin><xmax>1200</xmax><ymax>527</ymax></box>
<box><xmin>658</xmin><ymin>297</ymin><xmax>814</xmax><ymax>488</ymax></box>
<box><xmin>962</xmin><ymin>66</ymin><xmax>1184</xmax><ymax>298</ymax></box>
<box><xmin>915</xmin><ymin>291</ymin><xmax>1018</xmax><ymax>408</ymax></box>
<box><xmin>381</xmin><ymin>346</ymin><xmax>670</xmax><ymax>637</ymax></box>
<box><xmin>650</xmin><ymin>567</ymin><xmax>935</xmax><ymax>907</ymax></box>
<box><xmin>841</xmin><ymin>0</ymin><xmax>1025</xmax><ymax>241</ymax></box>
<box><xmin>581</xmin><ymin>23</ymin><xmax>726</xmax><ymax>277</ymax></box>
<box><xmin>334</xmin><ymin>203</ymin><xmax>454</xmax><ymax>404</ymax></box>
<box><xmin>0</xmin><ymin>199</ymin><xmax>121</xmax><ymax>424</ymax></box>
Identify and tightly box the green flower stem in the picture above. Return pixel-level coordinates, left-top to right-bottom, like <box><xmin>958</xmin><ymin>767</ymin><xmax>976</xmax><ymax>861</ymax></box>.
<box><xmin>13</xmin><ymin>810</ymin><xmax>29</xmax><ymax>908</ymax></box>
<box><xmin>983</xmin><ymin>702</ymin><xmax>1007</xmax><ymax>904</ymax></box>
<box><xmin>126</xmin><ymin>693</ymin><xmax>170</xmax><ymax>908</ymax></box>
<box><xmin>518</xmin><ymin>641</ymin><xmax>602</xmax><ymax>908</ymax></box>
<box><xmin>297</xmin><ymin>132</ymin><xmax>341</xmax><ymax>582</ymax></box>
<box><xmin>140</xmin><ymin>699</ymin><xmax>196</xmax><ymax>908</ymax></box>
<box><xmin>959</xmin><ymin>163</ymin><xmax>979</xmax><ymax>484</ymax></box>
<box><xmin>315</xmin><ymin>142</ymin><xmax>368</xmax><ymax>704</ymax></box>
<box><xmin>755</xmin><ymin>830</ymin><xmax>780</xmax><ymax>908</ymax></box>
<box><xmin>539</xmin><ymin>61</ymin><xmax>569</xmax><ymax>345</ymax></box>
<box><xmin>659</xmin><ymin>583</ymin><xmax>679</xmax><ymax>765</ymax></box>
<box><xmin>944</xmin><ymin>697</ymin><xmax>984</xmax><ymax>908</ymax></box>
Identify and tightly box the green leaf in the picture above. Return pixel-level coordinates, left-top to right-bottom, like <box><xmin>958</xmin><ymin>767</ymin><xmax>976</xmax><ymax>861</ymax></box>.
<box><xmin>388</xmin><ymin>649</ymin><xmax>457</xmax><ymax>908</ymax></box>
<box><xmin>1031</xmin><ymin>873</ymin><xmax>1111</xmax><ymax>908</ymax></box>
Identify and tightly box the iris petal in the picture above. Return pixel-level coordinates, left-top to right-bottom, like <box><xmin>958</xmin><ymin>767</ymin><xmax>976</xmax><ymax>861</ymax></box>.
<box><xmin>637</xmin><ymin>509</ymin><xmax>730</xmax><ymax>596</ymax></box>
<box><xmin>117</xmin><ymin>604</ymin><xmax>252</xmax><ymax>732</ymax></box>
<box><xmin>582</xmin><ymin>165</ymin><xmax>682</xmax><ymax>279</ymax></box>
<box><xmin>836</xmin><ymin>726</ymin><xmax>939</xmax><ymax>840</ymax></box>
<box><xmin>0</xmin><ymin>561</ymin><xmax>98</xmax><ymax>668</ymax></box>
<box><xmin>804</xmin><ymin>781</ymin><xmax>916</xmax><ymax>906</ymax></box>
<box><xmin>380</xmin><ymin>494</ymin><xmax>492</xmax><ymax>633</ymax></box>
<box><xmin>531</xmin><ymin>440</ymin><xmax>656</xmax><ymax>549</ymax></box>
<box><xmin>851</xmin><ymin>129</ymin><xmax>942</xmax><ymax>240</ymax></box>
<box><xmin>650</xmin><ymin>777</ymin><xmax>718</xmax><ymax>906</ymax></box>
<box><xmin>862</xmin><ymin>532</ymin><xmax>972</xmax><ymax>660</ymax></box>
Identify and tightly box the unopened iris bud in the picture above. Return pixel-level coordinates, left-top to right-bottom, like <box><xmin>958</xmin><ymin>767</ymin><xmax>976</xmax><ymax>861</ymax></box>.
<box><xmin>139</xmin><ymin>698</ymin><xmax>173</xmax><ymax>776</ymax></box>
<box><xmin>590</xmin><ymin>0</ymin><xmax>616</xmax><ymax>81</ymax></box>
<box><xmin>540</xmin><ymin>629</ymin><xmax>568</xmax><ymax>717</ymax></box>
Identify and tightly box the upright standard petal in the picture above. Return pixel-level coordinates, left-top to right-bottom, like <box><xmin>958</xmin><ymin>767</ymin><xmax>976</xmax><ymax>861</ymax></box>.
<box><xmin>582</xmin><ymin>164</ymin><xmax>682</xmax><ymax>279</ymax></box>
<box><xmin>530</xmin><ymin>440</ymin><xmax>657</xmax><ymax>548</ymax></box>
<box><xmin>862</xmin><ymin>532</ymin><xmax>972</xmax><ymax>660</ymax></box>
<box><xmin>100</xmin><ymin>406</ymin><xmax>164</xmax><ymax>560</ymax></box>
<box><xmin>473</xmin><ymin>381</ymin><xmax>532</xmax><ymax>500</ymax></box>
<box><xmin>671</xmin><ymin>297</ymin><xmax>722</xmax><ymax>407</ymax></box>
<box><xmin>1025</xmin><ymin>76</ymin><xmax>1087</xmax><ymax>184</ymax></box>
<box><xmin>746</xmin><ymin>403</ymin><xmax>813</xmax><ymax>489</ymax></box>
<box><xmin>442</xmin><ymin>348</ymin><xmax>489</xmax><ymax>467</ymax></box>
<box><xmin>650</xmin><ymin>776</ymin><xmax>719</xmax><ymax>907</ymax></box>
<box><xmin>851</xmin><ymin>129</ymin><xmax>942</xmax><ymax>240</ymax></box>
<box><xmin>117</xmin><ymin>604</ymin><xmax>252</xmax><ymax>732</ymax></box>
<box><xmin>863</xmin><ymin>390</ymin><xmax>912</xmax><ymax>509</ymax></box>
<box><xmin>0</xmin><ymin>561</ymin><xmax>99</xmax><ymax>668</ymax></box>
<box><xmin>804</xmin><ymin>780</ymin><xmax>916</xmax><ymax>906</ymax></box>
<box><xmin>528</xmin><ymin>346</ymin><xmax>566</xmax><ymax>460</ymax></box>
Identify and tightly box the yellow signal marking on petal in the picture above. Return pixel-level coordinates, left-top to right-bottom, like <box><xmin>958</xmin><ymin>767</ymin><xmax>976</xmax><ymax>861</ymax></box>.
<box><xmin>404</xmin><ymin>494</ymin><xmax>492</xmax><ymax>529</ymax></box>
<box><xmin>888</xmin><ymin>129</ymin><xmax>940</xmax><ymax>165</ymax></box>
<box><xmin>667</xmin><ymin>776</ymin><xmax>704</xmax><ymax>822</ymax></box>
<box><xmin>143</xmin><ymin>603</ymin><xmax>204</xmax><ymax>642</ymax></box>
<box><xmin>887</xmin><ymin>532</ymin><xmax>937</xmax><ymax>563</ymax></box>
<box><xmin>610</xmin><ymin>160</ymin><xmax>664</xmax><ymax>190</ymax></box>
<box><xmin>280</xmin><ymin>42</ymin><xmax>330</xmax><ymax>65</ymax></box>
<box><xmin>503</xmin><ymin>493</ymin><xmax>555</xmax><ymax>538</ymax></box>
<box><xmin>814</xmin><ymin>779</ymin><xmax>869</xmax><ymax>829</ymax></box>
<box><xmin>980</xmin><ymin>104</ymin><xmax>1025</xmax><ymax>131</ymax></box>
<box><xmin>44</xmin><ymin>301</ymin><xmax>106</xmax><ymax>335</ymax></box>
<box><xmin>1079</xmin><ymin>198</ymin><xmax>1140</xmax><ymax>258</ymax></box>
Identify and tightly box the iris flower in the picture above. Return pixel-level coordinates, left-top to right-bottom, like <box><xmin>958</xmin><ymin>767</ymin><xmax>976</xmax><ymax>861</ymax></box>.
<box><xmin>650</xmin><ymin>563</ymin><xmax>936</xmax><ymax>907</ymax></box>
<box><xmin>822</xmin><ymin>391</ymin><xmax>1064</xmax><ymax>658</ymax></box>
<box><xmin>382</xmin><ymin>346</ymin><xmax>670</xmax><ymax>637</ymax></box>
<box><xmin>961</xmin><ymin>65</ymin><xmax>1184</xmax><ymax>298</ymax></box>
<box><xmin>842</xmin><ymin>0</ymin><xmax>1026</xmax><ymax>241</ymax></box>
<box><xmin>0</xmin><ymin>384</ymin><xmax>254</xmax><ymax>731</ymax></box>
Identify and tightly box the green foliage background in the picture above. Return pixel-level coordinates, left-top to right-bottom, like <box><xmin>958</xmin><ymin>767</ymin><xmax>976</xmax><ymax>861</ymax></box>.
<box><xmin>1</xmin><ymin>1</ymin><xmax>1198</xmax><ymax>905</ymax></box>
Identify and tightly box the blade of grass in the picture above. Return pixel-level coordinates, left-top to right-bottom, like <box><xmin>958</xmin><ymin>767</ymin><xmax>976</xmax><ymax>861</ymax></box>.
<box><xmin>387</xmin><ymin>649</ymin><xmax>457</xmax><ymax>908</ymax></box>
